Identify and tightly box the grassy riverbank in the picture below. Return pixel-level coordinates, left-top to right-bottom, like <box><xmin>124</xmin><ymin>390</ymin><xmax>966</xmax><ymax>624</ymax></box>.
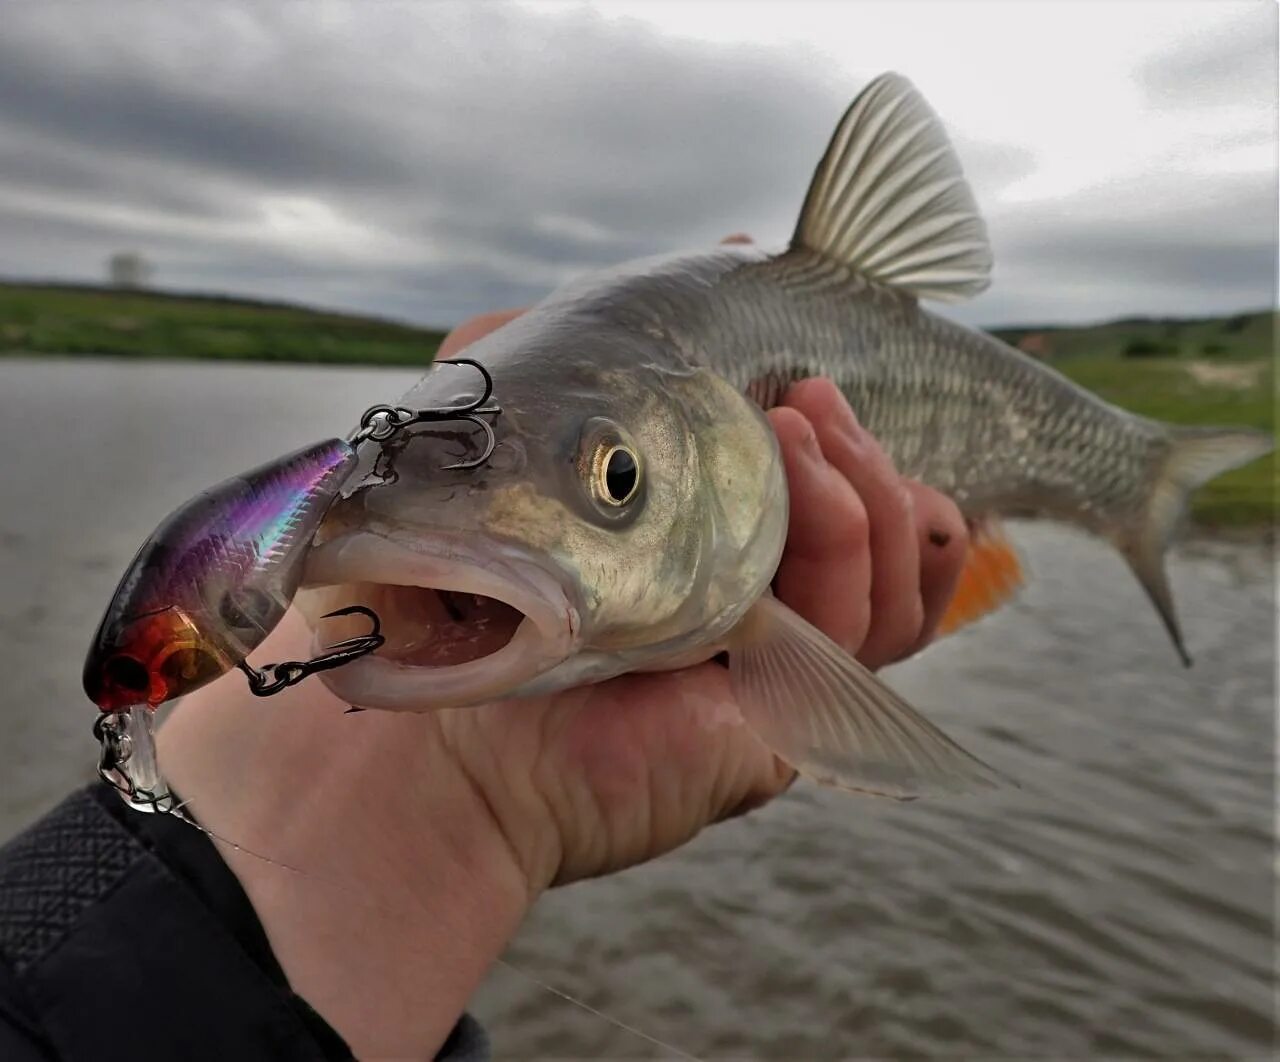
<box><xmin>0</xmin><ymin>282</ymin><xmax>445</xmax><ymax>365</ymax></box>
<box><xmin>992</xmin><ymin>315</ymin><xmax>1273</xmax><ymax>529</ymax></box>
<box><xmin>2</xmin><ymin>281</ymin><xmax>1272</xmax><ymax>527</ymax></box>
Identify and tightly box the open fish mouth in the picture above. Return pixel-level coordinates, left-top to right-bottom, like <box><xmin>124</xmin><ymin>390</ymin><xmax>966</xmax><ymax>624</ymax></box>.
<box><xmin>297</xmin><ymin>530</ymin><xmax>582</xmax><ymax>710</ymax></box>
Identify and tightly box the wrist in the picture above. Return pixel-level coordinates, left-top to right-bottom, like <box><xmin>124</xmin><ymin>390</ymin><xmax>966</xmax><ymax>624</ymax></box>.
<box><xmin>156</xmin><ymin>612</ymin><xmax>536</xmax><ymax>1058</ymax></box>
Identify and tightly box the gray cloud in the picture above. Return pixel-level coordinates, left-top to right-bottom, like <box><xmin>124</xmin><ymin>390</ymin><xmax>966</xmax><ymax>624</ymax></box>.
<box><xmin>0</xmin><ymin>1</ymin><xmax>1272</xmax><ymax>330</ymax></box>
<box><xmin>949</xmin><ymin>166</ymin><xmax>1277</xmax><ymax>327</ymax></box>
<box><xmin>1138</xmin><ymin>10</ymin><xmax>1276</xmax><ymax>109</ymax></box>
<box><xmin>0</xmin><ymin>123</ymin><xmax>253</xmax><ymax>225</ymax></box>
<box><xmin>0</xmin><ymin>2</ymin><xmax>850</xmax><ymax>318</ymax></box>
<box><xmin>0</xmin><ymin>50</ymin><xmax>410</xmax><ymax>191</ymax></box>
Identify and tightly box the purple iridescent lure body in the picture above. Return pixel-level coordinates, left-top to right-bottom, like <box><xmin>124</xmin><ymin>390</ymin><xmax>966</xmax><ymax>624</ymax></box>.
<box><xmin>84</xmin><ymin>438</ymin><xmax>357</xmax><ymax>712</ymax></box>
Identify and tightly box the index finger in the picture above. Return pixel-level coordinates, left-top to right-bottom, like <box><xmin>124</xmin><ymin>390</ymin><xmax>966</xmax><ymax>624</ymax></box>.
<box><xmin>782</xmin><ymin>379</ymin><xmax>924</xmax><ymax>669</ymax></box>
<box><xmin>767</xmin><ymin>405</ymin><xmax>873</xmax><ymax>654</ymax></box>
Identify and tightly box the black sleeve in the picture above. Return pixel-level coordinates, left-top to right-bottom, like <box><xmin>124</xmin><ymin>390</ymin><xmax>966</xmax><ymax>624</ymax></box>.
<box><xmin>0</xmin><ymin>784</ymin><xmax>490</xmax><ymax>1062</ymax></box>
<box><xmin>0</xmin><ymin>959</ymin><xmax>54</xmax><ymax>1061</ymax></box>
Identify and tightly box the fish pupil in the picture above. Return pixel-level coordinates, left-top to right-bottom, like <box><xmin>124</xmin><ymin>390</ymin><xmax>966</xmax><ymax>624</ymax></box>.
<box><xmin>104</xmin><ymin>654</ymin><xmax>149</xmax><ymax>693</ymax></box>
<box><xmin>605</xmin><ymin>448</ymin><xmax>638</xmax><ymax>503</ymax></box>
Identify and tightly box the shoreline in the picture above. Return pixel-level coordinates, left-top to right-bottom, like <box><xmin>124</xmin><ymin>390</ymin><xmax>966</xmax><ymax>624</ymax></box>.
<box><xmin>4</xmin><ymin>353</ymin><xmax>1270</xmax><ymax>537</ymax></box>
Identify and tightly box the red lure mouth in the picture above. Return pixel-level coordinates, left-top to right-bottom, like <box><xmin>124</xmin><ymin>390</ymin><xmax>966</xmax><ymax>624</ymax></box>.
<box><xmin>86</xmin><ymin>607</ymin><xmax>229</xmax><ymax>712</ymax></box>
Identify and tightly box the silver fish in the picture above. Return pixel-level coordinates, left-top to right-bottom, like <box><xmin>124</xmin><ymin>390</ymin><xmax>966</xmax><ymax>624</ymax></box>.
<box><xmin>298</xmin><ymin>73</ymin><xmax>1270</xmax><ymax>800</ymax></box>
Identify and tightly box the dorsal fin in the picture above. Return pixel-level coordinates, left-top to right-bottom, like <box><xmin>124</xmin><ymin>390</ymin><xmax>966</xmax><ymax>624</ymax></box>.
<box><xmin>792</xmin><ymin>73</ymin><xmax>993</xmax><ymax>302</ymax></box>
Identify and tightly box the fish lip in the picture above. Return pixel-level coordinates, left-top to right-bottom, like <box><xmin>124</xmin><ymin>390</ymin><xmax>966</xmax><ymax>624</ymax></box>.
<box><xmin>297</xmin><ymin>528</ymin><xmax>583</xmax><ymax>710</ymax></box>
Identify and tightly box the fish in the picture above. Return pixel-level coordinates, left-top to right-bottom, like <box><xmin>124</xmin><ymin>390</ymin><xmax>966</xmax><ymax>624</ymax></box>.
<box><xmin>83</xmin><ymin>439</ymin><xmax>360</xmax><ymax>712</ymax></box>
<box><xmin>297</xmin><ymin>72</ymin><xmax>1271</xmax><ymax>800</ymax></box>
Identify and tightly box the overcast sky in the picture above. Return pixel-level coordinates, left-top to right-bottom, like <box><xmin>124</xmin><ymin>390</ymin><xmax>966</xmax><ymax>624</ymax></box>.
<box><xmin>0</xmin><ymin>1</ymin><xmax>1274</xmax><ymax>329</ymax></box>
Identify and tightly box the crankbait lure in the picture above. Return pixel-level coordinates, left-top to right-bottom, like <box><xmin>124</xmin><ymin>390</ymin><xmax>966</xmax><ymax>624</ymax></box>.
<box><xmin>84</xmin><ymin>438</ymin><xmax>370</xmax><ymax>712</ymax></box>
<box><xmin>86</xmin><ymin>358</ymin><xmax>500</xmax><ymax>812</ymax></box>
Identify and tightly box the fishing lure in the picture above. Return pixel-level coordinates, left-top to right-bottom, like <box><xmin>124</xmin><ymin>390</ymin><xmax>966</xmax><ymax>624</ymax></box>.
<box><xmin>86</xmin><ymin>358</ymin><xmax>500</xmax><ymax>811</ymax></box>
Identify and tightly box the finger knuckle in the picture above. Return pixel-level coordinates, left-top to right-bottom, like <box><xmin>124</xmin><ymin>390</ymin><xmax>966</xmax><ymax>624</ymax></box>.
<box><xmin>904</xmin><ymin>597</ymin><xmax>926</xmax><ymax>643</ymax></box>
<box><xmin>870</xmin><ymin>596</ymin><xmax>925</xmax><ymax>666</ymax></box>
<box><xmin>889</xmin><ymin>592</ymin><xmax>925</xmax><ymax>636</ymax></box>
<box><xmin>842</xmin><ymin>496</ymin><xmax>871</xmax><ymax>553</ymax></box>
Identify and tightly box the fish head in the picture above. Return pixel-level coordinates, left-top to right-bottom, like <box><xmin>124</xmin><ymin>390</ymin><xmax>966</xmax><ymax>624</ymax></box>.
<box><xmin>299</xmin><ymin>319</ymin><xmax>787</xmax><ymax>709</ymax></box>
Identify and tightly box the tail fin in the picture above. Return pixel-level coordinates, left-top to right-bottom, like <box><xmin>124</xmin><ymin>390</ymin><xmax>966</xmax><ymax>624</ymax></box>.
<box><xmin>1120</xmin><ymin>426</ymin><xmax>1273</xmax><ymax>666</ymax></box>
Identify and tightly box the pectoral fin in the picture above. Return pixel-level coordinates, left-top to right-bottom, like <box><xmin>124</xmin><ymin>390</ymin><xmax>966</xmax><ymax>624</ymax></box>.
<box><xmin>727</xmin><ymin>595</ymin><xmax>1007</xmax><ymax>800</ymax></box>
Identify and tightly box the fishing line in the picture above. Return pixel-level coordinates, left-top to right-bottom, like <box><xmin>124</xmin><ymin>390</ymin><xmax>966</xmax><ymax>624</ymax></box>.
<box><xmin>145</xmin><ymin>780</ymin><xmax>702</xmax><ymax>1061</ymax></box>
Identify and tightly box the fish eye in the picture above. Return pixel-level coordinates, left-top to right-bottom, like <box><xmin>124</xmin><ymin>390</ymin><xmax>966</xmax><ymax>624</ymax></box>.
<box><xmin>593</xmin><ymin>443</ymin><xmax>641</xmax><ymax>506</ymax></box>
<box><xmin>104</xmin><ymin>654</ymin><xmax>149</xmax><ymax>693</ymax></box>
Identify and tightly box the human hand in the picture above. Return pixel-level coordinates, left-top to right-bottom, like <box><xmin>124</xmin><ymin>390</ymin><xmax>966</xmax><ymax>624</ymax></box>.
<box><xmin>157</xmin><ymin>276</ymin><xmax>969</xmax><ymax>1058</ymax></box>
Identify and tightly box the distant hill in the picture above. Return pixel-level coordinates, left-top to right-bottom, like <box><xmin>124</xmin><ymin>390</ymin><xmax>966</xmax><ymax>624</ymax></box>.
<box><xmin>989</xmin><ymin>310</ymin><xmax>1272</xmax><ymax>530</ymax></box>
<box><xmin>0</xmin><ymin>282</ymin><xmax>1271</xmax><ymax>527</ymax></box>
<box><xmin>988</xmin><ymin>310</ymin><xmax>1271</xmax><ymax>363</ymax></box>
<box><xmin>0</xmin><ymin>281</ymin><xmax>447</xmax><ymax>366</ymax></box>
<box><xmin>1</xmin><ymin>279</ymin><xmax>1269</xmax><ymax>368</ymax></box>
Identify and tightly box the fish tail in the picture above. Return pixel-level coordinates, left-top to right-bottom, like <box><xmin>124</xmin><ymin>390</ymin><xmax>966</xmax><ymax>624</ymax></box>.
<box><xmin>1118</xmin><ymin>424</ymin><xmax>1272</xmax><ymax>666</ymax></box>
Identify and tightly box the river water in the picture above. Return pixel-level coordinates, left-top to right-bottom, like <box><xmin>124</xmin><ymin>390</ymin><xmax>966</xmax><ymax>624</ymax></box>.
<box><xmin>0</xmin><ymin>357</ymin><xmax>1273</xmax><ymax>1058</ymax></box>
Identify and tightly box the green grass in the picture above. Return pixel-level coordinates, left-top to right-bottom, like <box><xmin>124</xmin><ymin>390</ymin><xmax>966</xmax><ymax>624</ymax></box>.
<box><xmin>2</xmin><ymin>282</ymin><xmax>1273</xmax><ymax>527</ymax></box>
<box><xmin>0</xmin><ymin>282</ymin><xmax>445</xmax><ymax>366</ymax></box>
<box><xmin>990</xmin><ymin>310</ymin><xmax>1273</xmax><ymax>362</ymax></box>
<box><xmin>1055</xmin><ymin>355</ymin><xmax>1274</xmax><ymax>528</ymax></box>
<box><xmin>997</xmin><ymin>311</ymin><xmax>1274</xmax><ymax>529</ymax></box>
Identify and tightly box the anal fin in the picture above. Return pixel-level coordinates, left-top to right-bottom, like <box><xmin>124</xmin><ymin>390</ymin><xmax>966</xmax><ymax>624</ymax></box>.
<box><xmin>937</xmin><ymin>517</ymin><xmax>1024</xmax><ymax>637</ymax></box>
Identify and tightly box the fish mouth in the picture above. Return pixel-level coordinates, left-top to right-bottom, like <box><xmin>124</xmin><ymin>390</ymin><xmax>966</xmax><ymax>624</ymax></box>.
<box><xmin>297</xmin><ymin>530</ymin><xmax>582</xmax><ymax>710</ymax></box>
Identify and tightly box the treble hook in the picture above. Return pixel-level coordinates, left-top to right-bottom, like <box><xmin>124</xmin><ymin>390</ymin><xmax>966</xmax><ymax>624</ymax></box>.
<box><xmin>93</xmin><ymin>712</ymin><xmax>129</xmax><ymax>778</ymax></box>
<box><xmin>439</xmin><ymin>411</ymin><xmax>500</xmax><ymax>471</ymax></box>
<box><xmin>441</xmin><ymin>357</ymin><xmax>498</xmax><ymax>414</ymax></box>
<box><xmin>350</xmin><ymin>358</ymin><xmax>502</xmax><ymax>470</ymax></box>
<box><xmin>238</xmin><ymin>604</ymin><xmax>385</xmax><ymax>697</ymax></box>
<box><xmin>92</xmin><ymin>712</ymin><xmax>188</xmax><ymax>816</ymax></box>
<box><xmin>435</xmin><ymin>359</ymin><xmax>502</xmax><ymax>470</ymax></box>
